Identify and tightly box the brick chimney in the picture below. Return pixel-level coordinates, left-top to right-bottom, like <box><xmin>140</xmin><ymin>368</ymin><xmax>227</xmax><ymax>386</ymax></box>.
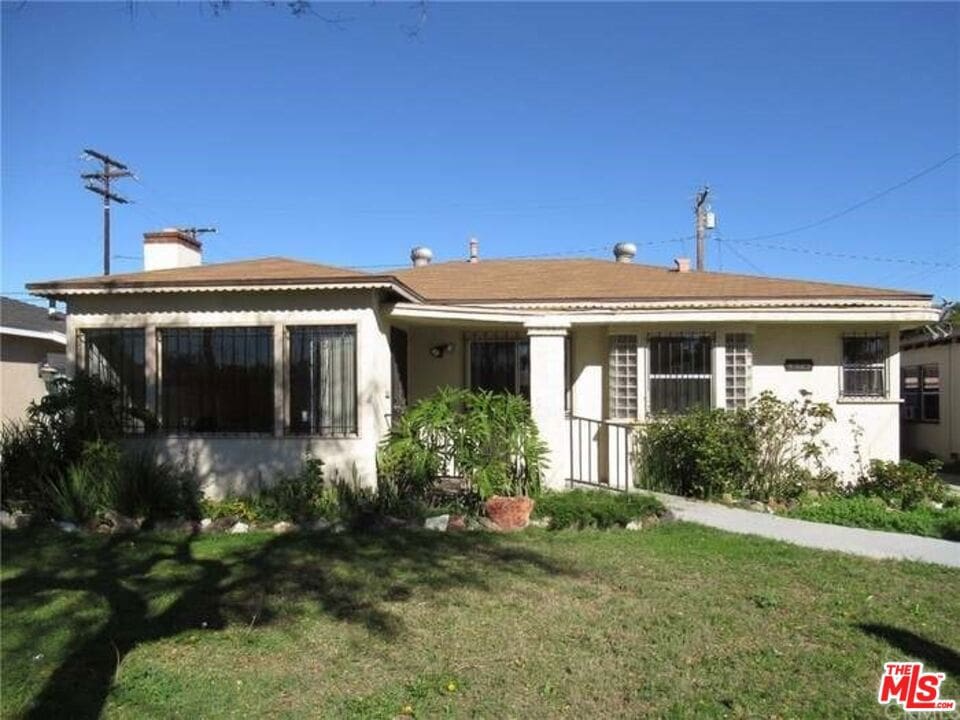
<box><xmin>143</xmin><ymin>229</ymin><xmax>202</xmax><ymax>271</ymax></box>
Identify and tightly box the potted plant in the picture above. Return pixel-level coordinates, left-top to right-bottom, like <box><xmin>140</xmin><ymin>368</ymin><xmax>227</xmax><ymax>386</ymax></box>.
<box><xmin>457</xmin><ymin>392</ymin><xmax>547</xmax><ymax>530</ymax></box>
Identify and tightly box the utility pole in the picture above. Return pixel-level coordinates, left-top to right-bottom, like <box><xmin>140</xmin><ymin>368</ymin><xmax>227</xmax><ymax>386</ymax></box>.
<box><xmin>82</xmin><ymin>149</ymin><xmax>132</xmax><ymax>275</ymax></box>
<box><xmin>694</xmin><ymin>185</ymin><xmax>710</xmax><ymax>272</ymax></box>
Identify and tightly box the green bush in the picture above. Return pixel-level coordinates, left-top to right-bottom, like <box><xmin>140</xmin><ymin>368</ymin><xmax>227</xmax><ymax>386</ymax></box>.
<box><xmin>854</xmin><ymin>459</ymin><xmax>946</xmax><ymax>511</ymax></box>
<box><xmin>380</xmin><ymin>388</ymin><xmax>548</xmax><ymax>501</ymax></box>
<box><xmin>533</xmin><ymin>490</ymin><xmax>664</xmax><ymax>530</ymax></box>
<box><xmin>635</xmin><ymin>409</ymin><xmax>756</xmax><ymax>499</ymax></box>
<box><xmin>784</xmin><ymin>495</ymin><xmax>960</xmax><ymax>540</ymax></box>
<box><xmin>634</xmin><ymin>391</ymin><xmax>836</xmax><ymax>502</ymax></box>
<box><xmin>252</xmin><ymin>457</ymin><xmax>336</xmax><ymax>522</ymax></box>
<box><xmin>113</xmin><ymin>452</ymin><xmax>201</xmax><ymax>521</ymax></box>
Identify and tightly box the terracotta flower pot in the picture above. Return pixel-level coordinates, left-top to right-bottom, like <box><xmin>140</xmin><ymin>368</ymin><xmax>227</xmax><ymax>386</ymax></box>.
<box><xmin>484</xmin><ymin>495</ymin><xmax>535</xmax><ymax>531</ymax></box>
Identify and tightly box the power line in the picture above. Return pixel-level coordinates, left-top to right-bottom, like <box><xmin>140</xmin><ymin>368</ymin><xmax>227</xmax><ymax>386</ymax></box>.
<box><xmin>725</xmin><ymin>151</ymin><xmax>959</xmax><ymax>244</ymax></box>
<box><xmin>716</xmin><ymin>235</ymin><xmax>958</xmax><ymax>268</ymax></box>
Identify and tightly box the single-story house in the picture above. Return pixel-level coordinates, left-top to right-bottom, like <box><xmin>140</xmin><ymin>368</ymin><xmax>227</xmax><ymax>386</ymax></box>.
<box><xmin>27</xmin><ymin>229</ymin><xmax>939</xmax><ymax>497</ymax></box>
<box><xmin>900</xmin><ymin>324</ymin><xmax>959</xmax><ymax>464</ymax></box>
<box><xmin>0</xmin><ymin>297</ymin><xmax>66</xmax><ymax>424</ymax></box>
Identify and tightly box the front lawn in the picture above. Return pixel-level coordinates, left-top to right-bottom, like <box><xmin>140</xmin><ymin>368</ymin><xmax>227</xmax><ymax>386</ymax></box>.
<box><xmin>3</xmin><ymin>524</ymin><xmax>959</xmax><ymax>718</ymax></box>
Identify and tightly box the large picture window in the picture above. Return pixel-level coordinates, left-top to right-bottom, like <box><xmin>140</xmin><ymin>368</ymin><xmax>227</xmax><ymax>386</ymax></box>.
<box><xmin>649</xmin><ymin>333</ymin><xmax>713</xmax><ymax>414</ymax></box>
<box><xmin>902</xmin><ymin>364</ymin><xmax>939</xmax><ymax>423</ymax></box>
<box><xmin>841</xmin><ymin>334</ymin><xmax>888</xmax><ymax>398</ymax></box>
<box><xmin>288</xmin><ymin>326</ymin><xmax>357</xmax><ymax>436</ymax></box>
<box><xmin>159</xmin><ymin>327</ymin><xmax>273</xmax><ymax>433</ymax></box>
<box><xmin>468</xmin><ymin>335</ymin><xmax>529</xmax><ymax>398</ymax></box>
<box><xmin>80</xmin><ymin>328</ymin><xmax>147</xmax><ymax>433</ymax></box>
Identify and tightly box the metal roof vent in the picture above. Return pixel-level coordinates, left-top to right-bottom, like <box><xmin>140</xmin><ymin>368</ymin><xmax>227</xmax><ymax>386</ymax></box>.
<box><xmin>673</xmin><ymin>257</ymin><xmax>691</xmax><ymax>273</ymax></box>
<box><xmin>468</xmin><ymin>237</ymin><xmax>479</xmax><ymax>263</ymax></box>
<box><xmin>613</xmin><ymin>242</ymin><xmax>637</xmax><ymax>263</ymax></box>
<box><xmin>410</xmin><ymin>246</ymin><xmax>433</xmax><ymax>267</ymax></box>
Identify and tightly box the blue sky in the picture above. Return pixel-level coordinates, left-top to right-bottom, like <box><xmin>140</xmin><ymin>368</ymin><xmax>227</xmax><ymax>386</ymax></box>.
<box><xmin>2</xmin><ymin>2</ymin><xmax>958</xmax><ymax>302</ymax></box>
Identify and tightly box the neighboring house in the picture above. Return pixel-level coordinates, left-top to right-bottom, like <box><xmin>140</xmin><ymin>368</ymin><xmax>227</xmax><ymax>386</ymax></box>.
<box><xmin>900</xmin><ymin>324</ymin><xmax>959</xmax><ymax>464</ymax></box>
<box><xmin>0</xmin><ymin>297</ymin><xmax>67</xmax><ymax>424</ymax></box>
<box><xmin>27</xmin><ymin>229</ymin><xmax>939</xmax><ymax>497</ymax></box>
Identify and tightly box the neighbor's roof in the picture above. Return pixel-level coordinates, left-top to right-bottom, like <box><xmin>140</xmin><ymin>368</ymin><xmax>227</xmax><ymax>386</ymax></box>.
<box><xmin>27</xmin><ymin>255</ymin><xmax>931</xmax><ymax>305</ymax></box>
<box><xmin>0</xmin><ymin>296</ymin><xmax>66</xmax><ymax>339</ymax></box>
<box><xmin>390</xmin><ymin>259</ymin><xmax>930</xmax><ymax>304</ymax></box>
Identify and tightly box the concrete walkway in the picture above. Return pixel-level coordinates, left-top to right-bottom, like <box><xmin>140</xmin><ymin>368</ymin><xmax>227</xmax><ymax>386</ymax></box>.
<box><xmin>652</xmin><ymin>493</ymin><xmax>960</xmax><ymax>569</ymax></box>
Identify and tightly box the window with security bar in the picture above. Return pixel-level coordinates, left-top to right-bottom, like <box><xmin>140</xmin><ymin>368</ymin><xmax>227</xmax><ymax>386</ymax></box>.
<box><xmin>159</xmin><ymin>327</ymin><xmax>274</xmax><ymax>434</ymax></box>
<box><xmin>467</xmin><ymin>333</ymin><xmax>530</xmax><ymax>399</ymax></box>
<box><xmin>79</xmin><ymin>328</ymin><xmax>147</xmax><ymax>433</ymax></box>
<box><xmin>841</xmin><ymin>334</ymin><xmax>888</xmax><ymax>398</ymax></box>
<box><xmin>608</xmin><ymin>334</ymin><xmax>638</xmax><ymax>419</ymax></box>
<box><xmin>902</xmin><ymin>364</ymin><xmax>939</xmax><ymax>423</ymax></box>
<box><xmin>649</xmin><ymin>333</ymin><xmax>713</xmax><ymax>414</ymax></box>
<box><xmin>725</xmin><ymin>333</ymin><xmax>752</xmax><ymax>409</ymax></box>
<box><xmin>288</xmin><ymin>326</ymin><xmax>357</xmax><ymax>436</ymax></box>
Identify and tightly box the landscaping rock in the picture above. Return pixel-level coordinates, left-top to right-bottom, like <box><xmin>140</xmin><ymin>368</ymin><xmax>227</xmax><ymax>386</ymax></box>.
<box><xmin>200</xmin><ymin>518</ymin><xmax>214</xmax><ymax>532</ymax></box>
<box><xmin>56</xmin><ymin>521</ymin><xmax>78</xmax><ymax>533</ymax></box>
<box><xmin>527</xmin><ymin>517</ymin><xmax>551</xmax><ymax>529</ymax></box>
<box><xmin>272</xmin><ymin>521</ymin><xmax>297</xmax><ymax>534</ymax></box>
<box><xmin>424</xmin><ymin>514</ymin><xmax>450</xmax><ymax>532</ymax></box>
<box><xmin>447</xmin><ymin>514</ymin><xmax>467</xmax><ymax>532</ymax></box>
<box><xmin>331</xmin><ymin>522</ymin><xmax>347</xmax><ymax>534</ymax></box>
<box><xmin>209</xmin><ymin>517</ymin><xmax>236</xmax><ymax>532</ymax></box>
<box><xmin>643</xmin><ymin>514</ymin><xmax>660</xmax><ymax>529</ymax></box>
<box><xmin>100</xmin><ymin>510</ymin><xmax>142</xmax><ymax>534</ymax></box>
<box><xmin>720</xmin><ymin>493</ymin><xmax>736</xmax><ymax>506</ymax></box>
<box><xmin>0</xmin><ymin>510</ymin><xmax>16</xmax><ymax>530</ymax></box>
<box><xmin>13</xmin><ymin>512</ymin><xmax>33</xmax><ymax>529</ymax></box>
<box><xmin>659</xmin><ymin>510</ymin><xmax>677</xmax><ymax>524</ymax></box>
<box><xmin>229</xmin><ymin>522</ymin><xmax>250</xmax><ymax>534</ymax></box>
<box><xmin>477</xmin><ymin>516</ymin><xmax>501</xmax><ymax>531</ymax></box>
<box><xmin>307</xmin><ymin>518</ymin><xmax>331</xmax><ymax>532</ymax></box>
<box><xmin>747</xmin><ymin>501</ymin><xmax>766</xmax><ymax>513</ymax></box>
<box><xmin>625</xmin><ymin>519</ymin><xmax>644</xmax><ymax>531</ymax></box>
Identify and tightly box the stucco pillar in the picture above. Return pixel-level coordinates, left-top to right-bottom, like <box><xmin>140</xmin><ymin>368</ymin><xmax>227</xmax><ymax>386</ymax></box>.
<box><xmin>526</xmin><ymin>320</ymin><xmax>570</xmax><ymax>491</ymax></box>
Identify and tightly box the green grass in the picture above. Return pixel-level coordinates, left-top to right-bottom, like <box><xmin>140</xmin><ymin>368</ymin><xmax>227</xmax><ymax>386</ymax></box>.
<box><xmin>2</xmin><ymin>524</ymin><xmax>959</xmax><ymax>719</ymax></box>
<box><xmin>783</xmin><ymin>495</ymin><xmax>960</xmax><ymax>540</ymax></box>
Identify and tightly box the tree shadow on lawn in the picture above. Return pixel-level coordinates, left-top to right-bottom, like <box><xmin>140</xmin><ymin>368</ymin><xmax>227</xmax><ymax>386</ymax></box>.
<box><xmin>1</xmin><ymin>528</ymin><xmax>570</xmax><ymax>720</ymax></box>
<box><xmin>857</xmin><ymin>623</ymin><xmax>960</xmax><ymax>676</ymax></box>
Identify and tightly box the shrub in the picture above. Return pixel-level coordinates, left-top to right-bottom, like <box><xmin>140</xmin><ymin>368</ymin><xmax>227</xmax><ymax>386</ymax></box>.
<box><xmin>252</xmin><ymin>457</ymin><xmax>335</xmax><ymax>522</ymax></box>
<box><xmin>113</xmin><ymin>452</ymin><xmax>202</xmax><ymax>521</ymax></box>
<box><xmin>635</xmin><ymin>408</ymin><xmax>756</xmax><ymax>499</ymax></box>
<box><xmin>0</xmin><ymin>420</ymin><xmax>62</xmax><ymax>511</ymax></box>
<box><xmin>853</xmin><ymin>459</ymin><xmax>946</xmax><ymax>511</ymax></box>
<box><xmin>200</xmin><ymin>497</ymin><xmax>260</xmax><ymax>524</ymax></box>
<box><xmin>533</xmin><ymin>490</ymin><xmax>664</xmax><ymax>530</ymax></box>
<box><xmin>379</xmin><ymin>388</ymin><xmax>548</xmax><ymax>501</ymax></box>
<box><xmin>784</xmin><ymin>495</ymin><xmax>960</xmax><ymax>540</ymax></box>
<box><xmin>634</xmin><ymin>391</ymin><xmax>835</xmax><ymax>502</ymax></box>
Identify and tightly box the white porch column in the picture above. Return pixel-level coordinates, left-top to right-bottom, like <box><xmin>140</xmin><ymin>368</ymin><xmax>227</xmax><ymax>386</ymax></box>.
<box><xmin>526</xmin><ymin>319</ymin><xmax>570</xmax><ymax>491</ymax></box>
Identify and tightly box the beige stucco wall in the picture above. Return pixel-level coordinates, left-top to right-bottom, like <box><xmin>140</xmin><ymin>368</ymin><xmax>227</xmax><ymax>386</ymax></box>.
<box><xmin>752</xmin><ymin>324</ymin><xmax>900</xmax><ymax>480</ymax></box>
<box><xmin>67</xmin><ymin>289</ymin><xmax>394</xmax><ymax>498</ymax></box>
<box><xmin>0</xmin><ymin>334</ymin><xmax>61</xmax><ymax>424</ymax></box>
<box><xmin>900</xmin><ymin>340</ymin><xmax>959</xmax><ymax>462</ymax></box>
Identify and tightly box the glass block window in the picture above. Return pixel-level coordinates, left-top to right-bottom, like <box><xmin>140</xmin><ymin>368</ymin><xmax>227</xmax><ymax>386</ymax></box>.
<box><xmin>725</xmin><ymin>333</ymin><xmax>752</xmax><ymax>409</ymax></box>
<box><xmin>649</xmin><ymin>333</ymin><xmax>713</xmax><ymax>414</ymax></box>
<box><xmin>79</xmin><ymin>328</ymin><xmax>147</xmax><ymax>433</ymax></box>
<box><xmin>608</xmin><ymin>334</ymin><xmax>638</xmax><ymax>419</ymax></box>
<box><xmin>841</xmin><ymin>334</ymin><xmax>888</xmax><ymax>397</ymax></box>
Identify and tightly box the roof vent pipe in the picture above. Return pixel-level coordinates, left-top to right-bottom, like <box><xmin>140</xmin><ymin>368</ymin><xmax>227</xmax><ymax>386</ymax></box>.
<box><xmin>410</xmin><ymin>246</ymin><xmax>433</xmax><ymax>267</ymax></box>
<box><xmin>613</xmin><ymin>242</ymin><xmax>637</xmax><ymax>263</ymax></box>
<box><xmin>673</xmin><ymin>257</ymin><xmax>691</xmax><ymax>273</ymax></box>
<box><xmin>468</xmin><ymin>237</ymin><xmax>479</xmax><ymax>263</ymax></box>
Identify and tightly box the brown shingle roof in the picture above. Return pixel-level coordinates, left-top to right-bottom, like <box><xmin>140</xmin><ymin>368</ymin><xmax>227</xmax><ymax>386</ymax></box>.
<box><xmin>28</xmin><ymin>257</ymin><xmax>377</xmax><ymax>291</ymax></box>
<box><xmin>391</xmin><ymin>259</ymin><xmax>929</xmax><ymax>304</ymax></box>
<box><xmin>27</xmin><ymin>255</ymin><xmax>930</xmax><ymax>304</ymax></box>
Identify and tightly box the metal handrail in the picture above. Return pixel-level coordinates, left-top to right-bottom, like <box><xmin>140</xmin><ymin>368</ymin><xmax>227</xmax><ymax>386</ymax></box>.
<box><xmin>566</xmin><ymin>415</ymin><xmax>637</xmax><ymax>492</ymax></box>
